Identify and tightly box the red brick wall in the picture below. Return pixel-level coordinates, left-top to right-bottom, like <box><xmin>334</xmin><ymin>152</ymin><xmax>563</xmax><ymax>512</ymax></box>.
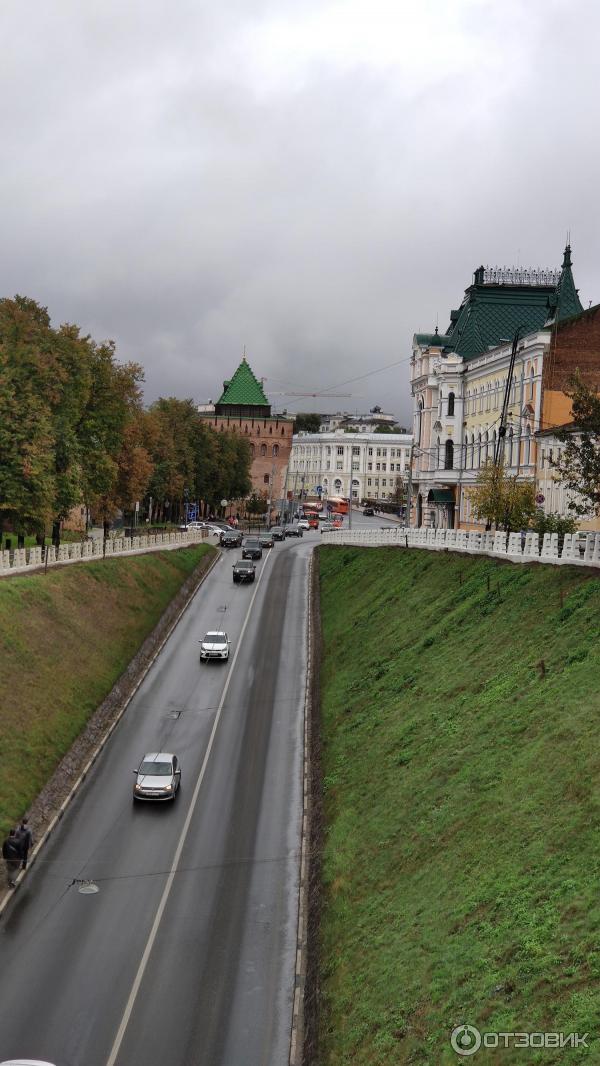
<box><xmin>543</xmin><ymin>305</ymin><xmax>600</xmax><ymax>392</ymax></box>
<box><xmin>203</xmin><ymin>414</ymin><xmax>294</xmax><ymax>510</ymax></box>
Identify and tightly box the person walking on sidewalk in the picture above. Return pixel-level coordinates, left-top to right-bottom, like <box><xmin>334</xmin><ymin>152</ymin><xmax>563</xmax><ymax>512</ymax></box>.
<box><xmin>2</xmin><ymin>829</ymin><xmax>21</xmax><ymax>887</ymax></box>
<box><xmin>15</xmin><ymin>817</ymin><xmax>33</xmax><ymax>869</ymax></box>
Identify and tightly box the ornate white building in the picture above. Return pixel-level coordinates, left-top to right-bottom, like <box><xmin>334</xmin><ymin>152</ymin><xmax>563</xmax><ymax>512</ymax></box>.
<box><xmin>288</xmin><ymin>431</ymin><xmax>412</xmax><ymax>504</ymax></box>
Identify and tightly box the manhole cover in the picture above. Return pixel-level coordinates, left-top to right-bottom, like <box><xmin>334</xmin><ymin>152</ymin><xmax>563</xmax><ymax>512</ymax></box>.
<box><xmin>217</xmin><ymin>605</ymin><xmax>227</xmax><ymax>613</ymax></box>
<box><xmin>167</xmin><ymin>710</ymin><xmax>181</xmax><ymax>719</ymax></box>
<box><xmin>78</xmin><ymin>881</ymin><xmax>99</xmax><ymax>895</ymax></box>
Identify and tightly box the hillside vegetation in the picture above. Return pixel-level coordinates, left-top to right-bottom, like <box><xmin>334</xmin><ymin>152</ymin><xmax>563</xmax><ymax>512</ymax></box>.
<box><xmin>0</xmin><ymin>545</ymin><xmax>213</xmax><ymax>835</ymax></box>
<box><xmin>317</xmin><ymin>546</ymin><xmax>600</xmax><ymax>1064</ymax></box>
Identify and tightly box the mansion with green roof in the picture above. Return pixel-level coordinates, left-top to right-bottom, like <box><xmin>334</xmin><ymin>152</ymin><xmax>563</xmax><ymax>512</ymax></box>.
<box><xmin>410</xmin><ymin>243</ymin><xmax>600</xmax><ymax>530</ymax></box>
<box><xmin>198</xmin><ymin>355</ymin><xmax>294</xmax><ymax>515</ymax></box>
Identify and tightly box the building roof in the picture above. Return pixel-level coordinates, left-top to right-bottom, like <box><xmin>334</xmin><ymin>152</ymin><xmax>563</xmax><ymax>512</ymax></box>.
<box><xmin>216</xmin><ymin>356</ymin><xmax>270</xmax><ymax>407</ymax></box>
<box><xmin>418</xmin><ymin>245</ymin><xmax>584</xmax><ymax>362</ymax></box>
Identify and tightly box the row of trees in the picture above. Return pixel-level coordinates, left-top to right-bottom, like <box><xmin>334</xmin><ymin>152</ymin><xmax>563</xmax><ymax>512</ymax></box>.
<box><xmin>0</xmin><ymin>297</ymin><xmax>252</xmax><ymax>543</ymax></box>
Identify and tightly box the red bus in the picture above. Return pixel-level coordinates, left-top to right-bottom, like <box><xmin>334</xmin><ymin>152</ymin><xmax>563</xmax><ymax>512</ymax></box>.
<box><xmin>326</xmin><ymin>496</ymin><xmax>349</xmax><ymax>515</ymax></box>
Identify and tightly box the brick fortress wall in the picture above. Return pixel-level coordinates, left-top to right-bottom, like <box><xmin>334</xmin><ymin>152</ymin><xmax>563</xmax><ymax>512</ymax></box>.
<box><xmin>205</xmin><ymin>415</ymin><xmax>294</xmax><ymax>511</ymax></box>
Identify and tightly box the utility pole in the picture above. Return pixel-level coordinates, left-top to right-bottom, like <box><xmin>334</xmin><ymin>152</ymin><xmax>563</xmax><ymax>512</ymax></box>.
<box><xmin>494</xmin><ymin>326</ymin><xmax>523</xmax><ymax>467</ymax></box>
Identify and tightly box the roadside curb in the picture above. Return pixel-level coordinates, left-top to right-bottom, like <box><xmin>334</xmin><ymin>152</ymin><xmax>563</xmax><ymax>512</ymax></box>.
<box><xmin>0</xmin><ymin>547</ymin><xmax>222</xmax><ymax>919</ymax></box>
<box><xmin>289</xmin><ymin>551</ymin><xmax>313</xmax><ymax>1065</ymax></box>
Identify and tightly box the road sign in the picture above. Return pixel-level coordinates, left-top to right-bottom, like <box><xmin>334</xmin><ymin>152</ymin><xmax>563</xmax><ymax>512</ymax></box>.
<box><xmin>535</xmin><ymin>493</ymin><xmax>545</xmax><ymax>504</ymax></box>
<box><xmin>221</xmin><ymin>499</ymin><xmax>228</xmax><ymax>507</ymax></box>
<box><xmin>315</xmin><ymin>485</ymin><xmax>322</xmax><ymax>494</ymax></box>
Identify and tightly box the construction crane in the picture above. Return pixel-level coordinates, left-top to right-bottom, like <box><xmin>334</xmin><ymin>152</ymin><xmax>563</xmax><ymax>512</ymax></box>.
<box><xmin>267</xmin><ymin>390</ymin><xmax>352</xmax><ymax>398</ymax></box>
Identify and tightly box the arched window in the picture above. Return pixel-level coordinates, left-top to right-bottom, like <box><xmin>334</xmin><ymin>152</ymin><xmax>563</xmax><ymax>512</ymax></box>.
<box><xmin>256</xmin><ymin>426</ymin><xmax>260</xmax><ymax>435</ymax></box>
<box><xmin>529</xmin><ymin>367</ymin><xmax>535</xmax><ymax>400</ymax></box>
<box><xmin>463</xmin><ymin>434</ymin><xmax>468</xmax><ymax>467</ymax></box>
<box><xmin>437</xmin><ymin>436</ymin><xmax>441</xmax><ymax>467</ymax></box>
<box><xmin>508</xmin><ymin>427</ymin><xmax>514</xmax><ymax>466</ymax></box>
<box><xmin>260</xmin><ymin>444</ymin><xmax>267</xmax><ymax>456</ymax></box>
<box><xmin>444</xmin><ymin>439</ymin><xmax>454</xmax><ymax>470</ymax></box>
<box><xmin>448</xmin><ymin>392</ymin><xmax>455</xmax><ymax>416</ymax></box>
<box><xmin>524</xmin><ymin>426</ymin><xmax>531</xmax><ymax>465</ymax></box>
<box><xmin>484</xmin><ymin>430</ymin><xmax>489</xmax><ymax>462</ymax></box>
<box><xmin>334</xmin><ymin>478</ymin><xmax>342</xmax><ymax>492</ymax></box>
<box><xmin>281</xmin><ymin>426</ymin><xmax>285</xmax><ymax>435</ymax></box>
<box><xmin>477</xmin><ymin>433</ymin><xmax>482</xmax><ymax>466</ymax></box>
<box><xmin>417</xmin><ymin>398</ymin><xmax>424</xmax><ymax>445</ymax></box>
<box><xmin>263</xmin><ymin>474</ymin><xmax>270</xmax><ymax>484</ymax></box>
<box><xmin>272</xmin><ymin>444</ymin><xmax>279</xmax><ymax>457</ymax></box>
<box><xmin>470</xmin><ymin>433</ymin><xmax>475</xmax><ymax>469</ymax></box>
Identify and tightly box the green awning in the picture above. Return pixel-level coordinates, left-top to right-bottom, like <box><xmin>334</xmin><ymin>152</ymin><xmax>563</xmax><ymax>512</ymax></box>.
<box><xmin>428</xmin><ymin>489</ymin><xmax>454</xmax><ymax>504</ymax></box>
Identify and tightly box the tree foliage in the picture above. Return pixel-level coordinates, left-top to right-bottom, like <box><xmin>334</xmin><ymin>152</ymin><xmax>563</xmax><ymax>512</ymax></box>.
<box><xmin>471</xmin><ymin>461</ymin><xmax>536</xmax><ymax>532</ymax></box>
<box><xmin>294</xmin><ymin>412</ymin><xmax>321</xmax><ymax>433</ymax></box>
<box><xmin>554</xmin><ymin>373</ymin><xmax>600</xmax><ymax>516</ymax></box>
<box><xmin>0</xmin><ymin>297</ymin><xmax>253</xmax><ymax>537</ymax></box>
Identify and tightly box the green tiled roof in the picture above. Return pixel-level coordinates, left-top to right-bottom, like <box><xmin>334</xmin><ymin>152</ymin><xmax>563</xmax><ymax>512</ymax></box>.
<box><xmin>442</xmin><ymin>245</ymin><xmax>583</xmax><ymax>362</ymax></box>
<box><xmin>216</xmin><ymin>357</ymin><xmax>270</xmax><ymax>407</ymax></box>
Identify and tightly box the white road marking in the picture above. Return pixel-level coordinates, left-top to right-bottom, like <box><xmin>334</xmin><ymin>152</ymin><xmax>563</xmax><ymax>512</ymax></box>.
<box><xmin>106</xmin><ymin>552</ymin><xmax>273</xmax><ymax>1066</ymax></box>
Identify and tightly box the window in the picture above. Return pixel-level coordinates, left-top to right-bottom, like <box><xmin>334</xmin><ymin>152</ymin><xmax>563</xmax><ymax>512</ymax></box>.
<box><xmin>272</xmin><ymin>444</ymin><xmax>279</xmax><ymax>457</ymax></box>
<box><xmin>336</xmin><ymin>461</ymin><xmax>343</xmax><ymax>470</ymax></box>
<box><xmin>529</xmin><ymin>367</ymin><xmax>535</xmax><ymax>400</ymax></box>
<box><xmin>437</xmin><ymin>437</ymin><xmax>441</xmax><ymax>467</ymax></box>
<box><xmin>263</xmin><ymin>474</ymin><xmax>270</xmax><ymax>484</ymax></box>
<box><xmin>367</xmin><ymin>462</ymin><xmax>372</xmax><ymax>471</ymax></box>
<box><xmin>390</xmin><ymin>463</ymin><xmax>395</xmax><ymax>471</ymax></box>
<box><xmin>260</xmin><ymin>444</ymin><xmax>267</xmax><ymax>456</ymax></box>
<box><xmin>367</xmin><ymin>478</ymin><xmax>372</xmax><ymax>486</ymax></box>
<box><xmin>477</xmin><ymin>433</ymin><xmax>482</xmax><ymax>466</ymax></box>
<box><xmin>326</xmin><ymin>446</ymin><xmax>331</xmax><ymax>454</ymax></box>
<box><xmin>368</xmin><ymin>447</ymin><xmax>373</xmax><ymax>456</ymax></box>
<box><xmin>352</xmin><ymin>462</ymin><xmax>359</xmax><ymax>471</ymax></box>
<box><xmin>524</xmin><ymin>426</ymin><xmax>531</xmax><ymax>465</ymax></box>
<box><xmin>444</xmin><ymin>439</ymin><xmax>454</xmax><ymax>470</ymax></box>
<box><xmin>376</xmin><ymin>448</ymin><xmax>381</xmax><ymax>457</ymax></box>
<box><xmin>326</xmin><ymin>461</ymin><xmax>330</xmax><ymax>470</ymax></box>
<box><xmin>376</xmin><ymin>462</ymin><xmax>380</xmax><ymax>471</ymax></box>
<box><xmin>508</xmin><ymin>427</ymin><xmax>514</xmax><ymax>466</ymax></box>
<box><xmin>352</xmin><ymin>446</ymin><xmax>360</xmax><ymax>455</ymax></box>
<box><xmin>447</xmin><ymin>391</ymin><xmax>455</xmax><ymax>416</ymax></box>
<box><xmin>382</xmin><ymin>463</ymin><xmax>386</xmax><ymax>471</ymax></box>
<box><xmin>382</xmin><ymin>479</ymin><xmax>387</xmax><ymax>487</ymax></box>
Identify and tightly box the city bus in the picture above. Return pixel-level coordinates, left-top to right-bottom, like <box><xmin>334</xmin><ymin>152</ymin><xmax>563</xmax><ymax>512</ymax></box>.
<box><xmin>326</xmin><ymin>496</ymin><xmax>349</xmax><ymax>515</ymax></box>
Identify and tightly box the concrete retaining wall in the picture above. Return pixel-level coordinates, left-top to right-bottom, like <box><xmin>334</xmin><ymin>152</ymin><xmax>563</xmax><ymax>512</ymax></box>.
<box><xmin>0</xmin><ymin>530</ymin><xmax>210</xmax><ymax>579</ymax></box>
<box><xmin>322</xmin><ymin>527</ymin><xmax>600</xmax><ymax>567</ymax></box>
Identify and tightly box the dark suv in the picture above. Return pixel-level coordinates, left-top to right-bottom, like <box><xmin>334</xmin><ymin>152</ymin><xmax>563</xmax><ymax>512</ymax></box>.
<box><xmin>362</xmin><ymin>507</ymin><xmax>374</xmax><ymax>516</ymax></box>
<box><xmin>271</xmin><ymin>526</ymin><xmax>285</xmax><ymax>541</ymax></box>
<box><xmin>233</xmin><ymin>560</ymin><xmax>256</xmax><ymax>583</ymax></box>
<box><xmin>242</xmin><ymin>537</ymin><xmax>263</xmax><ymax>560</ymax></box>
<box><xmin>285</xmin><ymin>526</ymin><xmax>303</xmax><ymax>538</ymax></box>
<box><xmin>221</xmin><ymin>530</ymin><xmax>242</xmax><ymax>548</ymax></box>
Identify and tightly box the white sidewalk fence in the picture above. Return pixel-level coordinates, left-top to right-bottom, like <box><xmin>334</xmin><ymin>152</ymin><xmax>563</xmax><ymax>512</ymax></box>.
<box><xmin>0</xmin><ymin>530</ymin><xmax>211</xmax><ymax>579</ymax></box>
<box><xmin>321</xmin><ymin>527</ymin><xmax>600</xmax><ymax>568</ymax></box>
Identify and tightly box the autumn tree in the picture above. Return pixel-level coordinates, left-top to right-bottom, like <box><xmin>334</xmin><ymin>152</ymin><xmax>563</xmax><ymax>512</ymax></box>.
<box><xmin>471</xmin><ymin>461</ymin><xmax>536</xmax><ymax>532</ymax></box>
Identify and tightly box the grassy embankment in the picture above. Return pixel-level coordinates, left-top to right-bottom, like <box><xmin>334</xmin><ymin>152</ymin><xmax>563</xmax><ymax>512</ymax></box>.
<box><xmin>0</xmin><ymin>544</ymin><xmax>213</xmax><ymax>835</ymax></box>
<box><xmin>318</xmin><ymin>546</ymin><xmax>600</xmax><ymax>1064</ymax></box>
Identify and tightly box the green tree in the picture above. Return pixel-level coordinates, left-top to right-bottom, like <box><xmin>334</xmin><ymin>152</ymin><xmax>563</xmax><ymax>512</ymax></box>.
<box><xmin>294</xmin><ymin>413</ymin><xmax>321</xmax><ymax>433</ymax></box>
<box><xmin>554</xmin><ymin>373</ymin><xmax>600</xmax><ymax>516</ymax></box>
<box><xmin>471</xmin><ymin>462</ymin><xmax>536</xmax><ymax>532</ymax></box>
<box><xmin>530</xmin><ymin>509</ymin><xmax>577</xmax><ymax>536</ymax></box>
<box><xmin>246</xmin><ymin>491</ymin><xmax>268</xmax><ymax>515</ymax></box>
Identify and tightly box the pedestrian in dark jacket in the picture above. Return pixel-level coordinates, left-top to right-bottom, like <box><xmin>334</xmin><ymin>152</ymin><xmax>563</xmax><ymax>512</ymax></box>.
<box><xmin>15</xmin><ymin>817</ymin><xmax>33</xmax><ymax>868</ymax></box>
<box><xmin>2</xmin><ymin>829</ymin><xmax>21</xmax><ymax>887</ymax></box>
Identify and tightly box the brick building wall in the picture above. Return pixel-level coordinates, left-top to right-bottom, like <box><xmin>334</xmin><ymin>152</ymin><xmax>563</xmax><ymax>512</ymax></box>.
<box><xmin>542</xmin><ymin>304</ymin><xmax>600</xmax><ymax>428</ymax></box>
<box><xmin>205</xmin><ymin>414</ymin><xmax>294</xmax><ymax>512</ymax></box>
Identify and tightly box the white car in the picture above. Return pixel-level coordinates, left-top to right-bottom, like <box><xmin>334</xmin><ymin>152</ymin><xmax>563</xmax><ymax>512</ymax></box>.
<box><xmin>199</xmin><ymin>631</ymin><xmax>230</xmax><ymax>661</ymax></box>
<box><xmin>297</xmin><ymin>519</ymin><xmax>310</xmax><ymax>530</ymax></box>
<box><xmin>1</xmin><ymin>1060</ymin><xmax>58</xmax><ymax>1064</ymax></box>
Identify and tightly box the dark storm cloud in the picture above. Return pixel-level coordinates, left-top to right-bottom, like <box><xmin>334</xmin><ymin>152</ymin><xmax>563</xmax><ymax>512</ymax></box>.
<box><xmin>1</xmin><ymin>0</ymin><xmax>599</xmax><ymax>425</ymax></box>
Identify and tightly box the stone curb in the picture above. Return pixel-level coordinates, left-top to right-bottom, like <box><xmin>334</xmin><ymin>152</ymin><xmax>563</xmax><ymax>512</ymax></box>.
<box><xmin>0</xmin><ymin>547</ymin><xmax>222</xmax><ymax>919</ymax></box>
<box><xmin>289</xmin><ymin>552</ymin><xmax>313</xmax><ymax>1066</ymax></box>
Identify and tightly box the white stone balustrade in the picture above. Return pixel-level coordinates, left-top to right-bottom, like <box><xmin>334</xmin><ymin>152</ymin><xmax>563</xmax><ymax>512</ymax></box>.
<box><xmin>0</xmin><ymin>530</ymin><xmax>208</xmax><ymax>580</ymax></box>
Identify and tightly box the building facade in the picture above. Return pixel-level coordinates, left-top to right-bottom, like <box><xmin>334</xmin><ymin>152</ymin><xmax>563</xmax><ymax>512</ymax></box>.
<box><xmin>409</xmin><ymin>245</ymin><xmax>600</xmax><ymax>529</ymax></box>
<box><xmin>198</xmin><ymin>356</ymin><xmax>294</xmax><ymax>515</ymax></box>
<box><xmin>288</xmin><ymin>430</ymin><xmax>412</xmax><ymax>504</ymax></box>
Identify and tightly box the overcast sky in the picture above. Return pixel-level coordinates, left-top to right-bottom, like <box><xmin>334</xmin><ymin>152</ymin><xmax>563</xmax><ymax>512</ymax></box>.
<box><xmin>1</xmin><ymin>0</ymin><xmax>599</xmax><ymax>425</ymax></box>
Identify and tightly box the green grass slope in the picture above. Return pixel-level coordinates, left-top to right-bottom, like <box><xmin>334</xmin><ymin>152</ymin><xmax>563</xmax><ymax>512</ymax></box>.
<box><xmin>0</xmin><ymin>545</ymin><xmax>213</xmax><ymax>835</ymax></box>
<box><xmin>317</xmin><ymin>546</ymin><xmax>600</xmax><ymax>1064</ymax></box>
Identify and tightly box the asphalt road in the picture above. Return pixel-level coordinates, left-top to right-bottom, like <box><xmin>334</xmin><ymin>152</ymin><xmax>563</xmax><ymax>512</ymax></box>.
<box><xmin>0</xmin><ymin>536</ymin><xmax>311</xmax><ymax>1066</ymax></box>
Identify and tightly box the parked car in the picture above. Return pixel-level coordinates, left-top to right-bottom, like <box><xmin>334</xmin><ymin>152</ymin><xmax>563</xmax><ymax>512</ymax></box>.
<box><xmin>285</xmin><ymin>526</ymin><xmax>303</xmax><ymax>538</ymax></box>
<box><xmin>221</xmin><ymin>530</ymin><xmax>243</xmax><ymax>548</ymax></box>
<box><xmin>199</xmin><ymin>631</ymin><xmax>231</xmax><ymax>661</ymax></box>
<box><xmin>297</xmin><ymin>518</ymin><xmax>310</xmax><ymax>531</ymax></box>
<box><xmin>242</xmin><ymin>537</ymin><xmax>263</xmax><ymax>559</ymax></box>
<box><xmin>320</xmin><ymin>521</ymin><xmax>335</xmax><ymax>532</ymax></box>
<box><xmin>259</xmin><ymin>531</ymin><xmax>274</xmax><ymax>548</ymax></box>
<box><xmin>133</xmin><ymin>752</ymin><xmax>181</xmax><ymax>801</ymax></box>
<box><xmin>362</xmin><ymin>507</ymin><xmax>374</xmax><ymax>516</ymax></box>
<box><xmin>271</xmin><ymin>526</ymin><xmax>285</xmax><ymax>541</ymax></box>
<box><xmin>233</xmin><ymin>559</ymin><xmax>256</xmax><ymax>583</ymax></box>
